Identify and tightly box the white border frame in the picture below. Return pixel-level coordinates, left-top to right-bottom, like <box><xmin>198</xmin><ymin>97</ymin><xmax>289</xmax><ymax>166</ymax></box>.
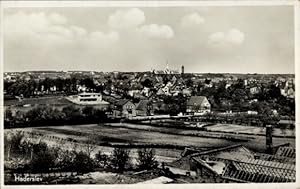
<box><xmin>0</xmin><ymin>1</ymin><xmax>299</xmax><ymax>189</ymax></box>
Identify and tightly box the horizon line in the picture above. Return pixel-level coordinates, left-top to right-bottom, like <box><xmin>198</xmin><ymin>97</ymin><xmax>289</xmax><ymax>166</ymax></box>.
<box><xmin>3</xmin><ymin>70</ymin><xmax>295</xmax><ymax>75</ymax></box>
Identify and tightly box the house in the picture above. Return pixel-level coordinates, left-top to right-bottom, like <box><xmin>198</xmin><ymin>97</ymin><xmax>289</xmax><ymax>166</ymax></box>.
<box><xmin>186</xmin><ymin>96</ymin><xmax>211</xmax><ymax>115</ymax></box>
<box><xmin>136</xmin><ymin>100</ymin><xmax>153</xmax><ymax>116</ymax></box>
<box><xmin>113</xmin><ymin>99</ymin><xmax>136</xmax><ymax>118</ymax></box>
<box><xmin>182</xmin><ymin>88</ymin><xmax>192</xmax><ymax>97</ymax></box>
<box><xmin>141</xmin><ymin>87</ymin><xmax>151</xmax><ymax>97</ymax></box>
<box><xmin>128</xmin><ymin>89</ymin><xmax>140</xmax><ymax>97</ymax></box>
<box><xmin>166</xmin><ymin>144</ymin><xmax>296</xmax><ymax>183</ymax></box>
<box><xmin>249</xmin><ymin>87</ymin><xmax>260</xmax><ymax>95</ymax></box>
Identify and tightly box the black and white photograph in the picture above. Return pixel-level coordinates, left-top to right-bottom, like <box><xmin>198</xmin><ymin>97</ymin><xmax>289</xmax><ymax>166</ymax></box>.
<box><xmin>1</xmin><ymin>0</ymin><xmax>298</xmax><ymax>187</ymax></box>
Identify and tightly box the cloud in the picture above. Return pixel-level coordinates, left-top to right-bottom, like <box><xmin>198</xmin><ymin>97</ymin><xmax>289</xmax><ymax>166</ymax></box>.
<box><xmin>180</xmin><ymin>12</ymin><xmax>205</xmax><ymax>27</ymax></box>
<box><xmin>4</xmin><ymin>11</ymin><xmax>119</xmax><ymax>46</ymax></box>
<box><xmin>208</xmin><ymin>28</ymin><xmax>245</xmax><ymax>46</ymax></box>
<box><xmin>48</xmin><ymin>13</ymin><xmax>67</xmax><ymax>25</ymax></box>
<box><xmin>226</xmin><ymin>29</ymin><xmax>245</xmax><ymax>44</ymax></box>
<box><xmin>138</xmin><ymin>24</ymin><xmax>174</xmax><ymax>39</ymax></box>
<box><xmin>89</xmin><ymin>31</ymin><xmax>119</xmax><ymax>43</ymax></box>
<box><xmin>108</xmin><ymin>8</ymin><xmax>145</xmax><ymax>29</ymax></box>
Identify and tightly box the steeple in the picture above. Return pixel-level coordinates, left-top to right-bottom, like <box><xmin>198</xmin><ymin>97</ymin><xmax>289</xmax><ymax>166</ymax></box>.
<box><xmin>165</xmin><ymin>60</ymin><xmax>170</xmax><ymax>74</ymax></box>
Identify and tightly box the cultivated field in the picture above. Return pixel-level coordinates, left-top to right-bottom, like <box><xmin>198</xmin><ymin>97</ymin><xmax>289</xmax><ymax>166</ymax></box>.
<box><xmin>5</xmin><ymin>123</ymin><xmax>295</xmax><ymax>158</ymax></box>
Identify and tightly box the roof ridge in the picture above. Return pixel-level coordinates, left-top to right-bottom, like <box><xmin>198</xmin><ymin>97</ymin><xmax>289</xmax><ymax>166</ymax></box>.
<box><xmin>191</xmin><ymin>144</ymin><xmax>244</xmax><ymax>157</ymax></box>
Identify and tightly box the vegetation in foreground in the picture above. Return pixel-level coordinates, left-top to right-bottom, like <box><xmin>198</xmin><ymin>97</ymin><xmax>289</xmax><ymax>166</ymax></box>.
<box><xmin>4</xmin><ymin>131</ymin><xmax>159</xmax><ymax>175</ymax></box>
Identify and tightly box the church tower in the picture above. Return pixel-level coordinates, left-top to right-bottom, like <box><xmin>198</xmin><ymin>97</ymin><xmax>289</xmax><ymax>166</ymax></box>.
<box><xmin>165</xmin><ymin>60</ymin><xmax>170</xmax><ymax>74</ymax></box>
<box><xmin>181</xmin><ymin>65</ymin><xmax>184</xmax><ymax>75</ymax></box>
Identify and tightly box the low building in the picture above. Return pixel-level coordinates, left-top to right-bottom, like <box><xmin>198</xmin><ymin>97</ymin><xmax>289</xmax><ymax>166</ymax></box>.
<box><xmin>186</xmin><ymin>96</ymin><xmax>211</xmax><ymax>115</ymax></box>
<box><xmin>278</xmin><ymin>120</ymin><xmax>295</xmax><ymax>128</ymax></box>
<box><xmin>66</xmin><ymin>92</ymin><xmax>109</xmax><ymax>106</ymax></box>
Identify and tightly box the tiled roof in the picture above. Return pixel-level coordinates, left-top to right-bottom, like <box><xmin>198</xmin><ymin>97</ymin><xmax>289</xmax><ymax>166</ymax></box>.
<box><xmin>254</xmin><ymin>153</ymin><xmax>295</xmax><ymax>164</ymax></box>
<box><xmin>184</xmin><ymin>145</ymin><xmax>295</xmax><ymax>183</ymax></box>
<box><xmin>190</xmin><ymin>144</ymin><xmax>254</xmax><ymax>159</ymax></box>
<box><xmin>136</xmin><ymin>100</ymin><xmax>150</xmax><ymax>111</ymax></box>
<box><xmin>114</xmin><ymin>99</ymin><xmax>130</xmax><ymax>107</ymax></box>
<box><xmin>222</xmin><ymin>158</ymin><xmax>295</xmax><ymax>182</ymax></box>
<box><xmin>275</xmin><ymin>146</ymin><xmax>296</xmax><ymax>159</ymax></box>
<box><xmin>186</xmin><ymin>96</ymin><xmax>208</xmax><ymax>106</ymax></box>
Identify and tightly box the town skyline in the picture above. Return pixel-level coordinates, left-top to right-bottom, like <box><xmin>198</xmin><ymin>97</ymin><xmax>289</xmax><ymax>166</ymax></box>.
<box><xmin>3</xmin><ymin>69</ymin><xmax>296</xmax><ymax>75</ymax></box>
<box><xmin>3</xmin><ymin>6</ymin><xmax>294</xmax><ymax>74</ymax></box>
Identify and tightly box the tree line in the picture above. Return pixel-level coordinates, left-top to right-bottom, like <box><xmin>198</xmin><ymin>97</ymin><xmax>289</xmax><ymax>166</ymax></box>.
<box><xmin>4</xmin><ymin>105</ymin><xmax>111</xmax><ymax>128</ymax></box>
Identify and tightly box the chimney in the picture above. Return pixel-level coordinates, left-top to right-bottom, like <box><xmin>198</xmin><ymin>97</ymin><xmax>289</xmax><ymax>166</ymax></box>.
<box><xmin>266</xmin><ymin>124</ymin><xmax>273</xmax><ymax>154</ymax></box>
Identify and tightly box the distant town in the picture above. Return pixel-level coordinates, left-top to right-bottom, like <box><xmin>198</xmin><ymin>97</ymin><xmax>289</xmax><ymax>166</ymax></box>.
<box><xmin>4</xmin><ymin>65</ymin><xmax>295</xmax><ymax>120</ymax></box>
<box><xmin>4</xmin><ymin>65</ymin><xmax>296</xmax><ymax>184</ymax></box>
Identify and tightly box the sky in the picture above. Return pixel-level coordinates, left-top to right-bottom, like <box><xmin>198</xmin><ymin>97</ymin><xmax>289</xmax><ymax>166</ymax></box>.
<box><xmin>3</xmin><ymin>6</ymin><xmax>294</xmax><ymax>74</ymax></box>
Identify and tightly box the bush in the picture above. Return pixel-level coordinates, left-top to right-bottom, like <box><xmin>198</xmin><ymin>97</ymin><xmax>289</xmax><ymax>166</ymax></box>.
<box><xmin>110</xmin><ymin>148</ymin><xmax>131</xmax><ymax>173</ymax></box>
<box><xmin>30</xmin><ymin>142</ymin><xmax>58</xmax><ymax>172</ymax></box>
<box><xmin>56</xmin><ymin>149</ymin><xmax>77</xmax><ymax>171</ymax></box>
<box><xmin>73</xmin><ymin>151</ymin><xmax>95</xmax><ymax>173</ymax></box>
<box><xmin>137</xmin><ymin>148</ymin><xmax>158</xmax><ymax>170</ymax></box>
<box><xmin>95</xmin><ymin>151</ymin><xmax>109</xmax><ymax>168</ymax></box>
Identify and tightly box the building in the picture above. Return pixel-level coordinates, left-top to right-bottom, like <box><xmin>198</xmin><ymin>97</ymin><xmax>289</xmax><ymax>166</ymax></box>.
<box><xmin>166</xmin><ymin>144</ymin><xmax>296</xmax><ymax>183</ymax></box>
<box><xmin>278</xmin><ymin>120</ymin><xmax>295</xmax><ymax>129</ymax></box>
<box><xmin>113</xmin><ymin>99</ymin><xmax>136</xmax><ymax>118</ymax></box>
<box><xmin>136</xmin><ymin>100</ymin><xmax>153</xmax><ymax>116</ymax></box>
<box><xmin>249</xmin><ymin>87</ymin><xmax>260</xmax><ymax>95</ymax></box>
<box><xmin>66</xmin><ymin>92</ymin><xmax>109</xmax><ymax>106</ymax></box>
<box><xmin>186</xmin><ymin>96</ymin><xmax>211</xmax><ymax>115</ymax></box>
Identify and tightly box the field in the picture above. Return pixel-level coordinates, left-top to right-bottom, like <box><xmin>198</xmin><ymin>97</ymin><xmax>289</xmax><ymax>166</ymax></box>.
<box><xmin>4</xmin><ymin>123</ymin><xmax>296</xmax><ymax>184</ymax></box>
<box><xmin>6</xmin><ymin>123</ymin><xmax>295</xmax><ymax>159</ymax></box>
<box><xmin>204</xmin><ymin>124</ymin><xmax>295</xmax><ymax>137</ymax></box>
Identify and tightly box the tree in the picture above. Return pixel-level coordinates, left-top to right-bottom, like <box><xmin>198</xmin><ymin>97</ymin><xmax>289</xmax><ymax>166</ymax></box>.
<box><xmin>141</xmin><ymin>78</ymin><xmax>153</xmax><ymax>88</ymax></box>
<box><xmin>4</xmin><ymin>109</ymin><xmax>14</xmax><ymax>128</ymax></box>
<box><xmin>80</xmin><ymin>78</ymin><xmax>96</xmax><ymax>90</ymax></box>
<box><xmin>185</xmin><ymin>78</ymin><xmax>194</xmax><ymax>88</ymax></box>
<box><xmin>137</xmin><ymin>148</ymin><xmax>158</xmax><ymax>170</ymax></box>
<box><xmin>30</xmin><ymin>142</ymin><xmax>57</xmax><ymax>172</ymax></box>
<box><xmin>82</xmin><ymin>106</ymin><xmax>94</xmax><ymax>117</ymax></box>
<box><xmin>5</xmin><ymin>131</ymin><xmax>24</xmax><ymax>160</ymax></box>
<box><xmin>73</xmin><ymin>151</ymin><xmax>95</xmax><ymax>173</ymax></box>
<box><xmin>269</xmin><ymin>84</ymin><xmax>282</xmax><ymax>99</ymax></box>
<box><xmin>111</xmin><ymin>148</ymin><xmax>131</xmax><ymax>173</ymax></box>
<box><xmin>82</xmin><ymin>136</ymin><xmax>97</xmax><ymax>157</ymax></box>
